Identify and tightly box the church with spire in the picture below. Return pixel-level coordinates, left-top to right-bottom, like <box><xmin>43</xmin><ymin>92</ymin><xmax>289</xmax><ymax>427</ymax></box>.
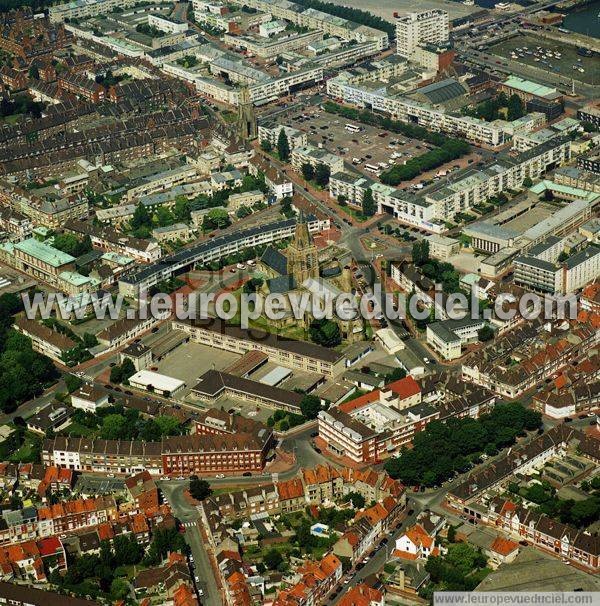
<box><xmin>237</xmin><ymin>84</ymin><xmax>257</xmax><ymax>141</ymax></box>
<box><xmin>256</xmin><ymin>213</ymin><xmax>363</xmax><ymax>342</ymax></box>
<box><xmin>286</xmin><ymin>210</ymin><xmax>319</xmax><ymax>284</ymax></box>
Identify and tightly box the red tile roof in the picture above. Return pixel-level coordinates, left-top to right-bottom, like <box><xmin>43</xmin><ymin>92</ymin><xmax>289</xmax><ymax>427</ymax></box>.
<box><xmin>338</xmin><ymin>584</ymin><xmax>383</xmax><ymax>606</ymax></box>
<box><xmin>490</xmin><ymin>536</ymin><xmax>519</xmax><ymax>556</ymax></box>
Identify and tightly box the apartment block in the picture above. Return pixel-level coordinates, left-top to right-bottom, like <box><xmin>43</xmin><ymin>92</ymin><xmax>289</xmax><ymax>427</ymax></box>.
<box><xmin>258</xmin><ymin>123</ymin><xmax>307</xmax><ymax>151</ymax></box>
<box><xmin>395</xmin><ymin>10</ymin><xmax>449</xmax><ymax>58</ymax></box>
<box><xmin>291</xmin><ymin>145</ymin><xmax>344</xmax><ymax>175</ymax></box>
<box><xmin>426</xmin><ymin>318</ymin><xmax>485</xmax><ymax>361</ymax></box>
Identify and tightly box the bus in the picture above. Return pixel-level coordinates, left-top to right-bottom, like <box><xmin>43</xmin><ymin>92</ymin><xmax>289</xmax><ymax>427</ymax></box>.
<box><xmin>365</xmin><ymin>164</ymin><xmax>380</xmax><ymax>173</ymax></box>
<box><xmin>345</xmin><ymin>123</ymin><xmax>361</xmax><ymax>133</ymax></box>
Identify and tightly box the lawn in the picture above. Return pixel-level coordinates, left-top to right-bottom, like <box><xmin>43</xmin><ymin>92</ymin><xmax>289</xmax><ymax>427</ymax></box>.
<box><xmin>63</xmin><ymin>421</ymin><xmax>99</xmax><ymax>438</ymax></box>
<box><xmin>9</xmin><ymin>432</ymin><xmax>41</xmax><ymax>463</ymax></box>
<box><xmin>338</xmin><ymin>203</ymin><xmax>369</xmax><ymax>222</ymax></box>
<box><xmin>221</xmin><ymin>111</ymin><xmax>238</xmax><ymax>123</ymax></box>
<box><xmin>1</xmin><ymin>114</ymin><xmax>23</xmax><ymax>125</ymax></box>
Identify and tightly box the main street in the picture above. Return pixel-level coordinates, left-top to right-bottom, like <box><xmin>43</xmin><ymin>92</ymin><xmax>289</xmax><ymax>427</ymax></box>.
<box><xmin>159</xmin><ymin>480</ymin><xmax>222</xmax><ymax>606</ymax></box>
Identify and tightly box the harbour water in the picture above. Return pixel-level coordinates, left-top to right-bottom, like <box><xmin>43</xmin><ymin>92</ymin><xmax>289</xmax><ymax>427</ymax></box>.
<box><xmin>562</xmin><ymin>0</ymin><xmax>600</xmax><ymax>39</ymax></box>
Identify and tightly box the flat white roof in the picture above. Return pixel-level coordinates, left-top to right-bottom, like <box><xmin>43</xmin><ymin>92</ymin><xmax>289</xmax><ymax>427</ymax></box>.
<box><xmin>129</xmin><ymin>370</ymin><xmax>185</xmax><ymax>392</ymax></box>
<box><xmin>375</xmin><ymin>327</ymin><xmax>404</xmax><ymax>351</ymax></box>
<box><xmin>259</xmin><ymin>366</ymin><xmax>292</xmax><ymax>386</ymax></box>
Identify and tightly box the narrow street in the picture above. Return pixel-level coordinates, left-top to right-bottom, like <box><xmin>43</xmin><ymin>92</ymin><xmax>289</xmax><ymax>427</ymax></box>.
<box><xmin>159</xmin><ymin>480</ymin><xmax>222</xmax><ymax>606</ymax></box>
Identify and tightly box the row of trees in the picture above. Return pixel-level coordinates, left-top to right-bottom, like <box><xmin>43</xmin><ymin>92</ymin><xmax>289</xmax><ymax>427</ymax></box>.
<box><xmin>323</xmin><ymin>101</ymin><xmax>450</xmax><ymax>147</ymax></box>
<box><xmin>292</xmin><ymin>0</ymin><xmax>395</xmax><ymax>37</ymax></box>
<box><xmin>384</xmin><ymin>402</ymin><xmax>542</xmax><ymax>486</ymax></box>
<box><xmin>69</xmin><ymin>403</ymin><xmax>184</xmax><ymax>442</ymax></box>
<box><xmin>0</xmin><ymin>293</ymin><xmax>59</xmax><ymax>413</ymax></box>
<box><xmin>380</xmin><ymin>139</ymin><xmax>470</xmax><ymax>186</ymax></box>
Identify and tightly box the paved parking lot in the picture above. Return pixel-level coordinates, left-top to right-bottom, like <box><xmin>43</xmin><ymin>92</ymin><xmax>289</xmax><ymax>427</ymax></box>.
<box><xmin>287</xmin><ymin>107</ymin><xmax>484</xmax><ymax>190</ymax></box>
<box><xmin>289</xmin><ymin>108</ymin><xmax>427</xmax><ymax>177</ymax></box>
<box><xmin>156</xmin><ymin>341</ymin><xmax>240</xmax><ymax>396</ymax></box>
<box><xmin>489</xmin><ymin>34</ymin><xmax>598</xmax><ymax>85</ymax></box>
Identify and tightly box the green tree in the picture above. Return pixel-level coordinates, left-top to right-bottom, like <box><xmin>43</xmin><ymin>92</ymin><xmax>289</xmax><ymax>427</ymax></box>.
<box><xmin>236</xmin><ymin>205</ymin><xmax>253</xmax><ymax>219</ymax></box>
<box><xmin>277</xmin><ymin>128</ymin><xmax>290</xmax><ymax>161</ymax></box>
<box><xmin>155</xmin><ymin>415</ymin><xmax>180</xmax><ymax>436</ymax></box>
<box><xmin>174</xmin><ymin>196</ymin><xmax>191</xmax><ymax>222</ymax></box>
<box><xmin>344</xmin><ymin>491</ymin><xmax>365</xmax><ymax>509</ymax></box>
<box><xmin>65</xmin><ymin>374</ymin><xmax>83</xmax><ymax>393</ymax></box>
<box><xmin>301</xmin><ymin>163</ymin><xmax>314</xmax><ymax>182</ymax></box>
<box><xmin>362</xmin><ymin>188</ymin><xmax>376</xmax><ymax>217</ymax></box>
<box><xmin>314</xmin><ymin>163</ymin><xmax>330</xmax><ymax>187</ymax></box>
<box><xmin>82</xmin><ymin>333</ymin><xmax>98</xmax><ymax>349</ymax></box>
<box><xmin>113</xmin><ymin>534</ymin><xmax>143</xmax><ymax>566</ymax></box>
<box><xmin>384</xmin><ymin>367</ymin><xmax>407</xmax><ymax>382</ymax></box>
<box><xmin>120</xmin><ymin>358</ymin><xmax>136</xmax><ymax>383</ymax></box>
<box><xmin>412</xmin><ymin>240</ymin><xmax>429</xmax><ymax>266</ymax></box>
<box><xmin>309</xmin><ymin>319</ymin><xmax>341</xmax><ymax>348</ymax></box>
<box><xmin>300</xmin><ymin>394</ymin><xmax>322</xmax><ymax>420</ymax></box>
<box><xmin>189</xmin><ymin>475</ymin><xmax>212</xmax><ymax>501</ymax></box>
<box><xmin>155</xmin><ymin>205</ymin><xmax>175</xmax><ymax>227</ymax></box>
<box><xmin>507</xmin><ymin>94</ymin><xmax>525</xmax><ymax>121</ymax></box>
<box><xmin>280</xmin><ymin>196</ymin><xmax>293</xmax><ymax>217</ymax></box>
<box><xmin>447</xmin><ymin>525</ymin><xmax>457</xmax><ymax>543</ymax></box>
<box><xmin>260</xmin><ymin>139</ymin><xmax>272</xmax><ymax>152</ymax></box>
<box><xmin>263</xmin><ymin>548</ymin><xmax>283</xmax><ymax>570</ymax></box>
<box><xmin>204</xmin><ymin>208</ymin><xmax>231</xmax><ymax>231</ymax></box>
<box><xmin>109</xmin><ymin>365</ymin><xmax>122</xmax><ymax>384</ymax></box>
<box><xmin>131</xmin><ymin>203</ymin><xmax>152</xmax><ymax>230</ymax></box>
<box><xmin>569</xmin><ymin>498</ymin><xmax>599</xmax><ymax>527</ymax></box>
<box><xmin>100</xmin><ymin>414</ymin><xmax>128</xmax><ymax>440</ymax></box>
<box><xmin>581</xmin><ymin>121</ymin><xmax>598</xmax><ymax>133</ymax></box>
<box><xmin>29</xmin><ymin>64</ymin><xmax>40</xmax><ymax>80</ymax></box>
<box><xmin>522</xmin><ymin>176</ymin><xmax>533</xmax><ymax>188</ymax></box>
<box><xmin>477</xmin><ymin>325</ymin><xmax>494</xmax><ymax>342</ymax></box>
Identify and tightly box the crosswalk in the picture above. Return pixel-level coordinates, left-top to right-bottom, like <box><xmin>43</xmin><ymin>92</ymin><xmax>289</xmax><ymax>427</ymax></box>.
<box><xmin>182</xmin><ymin>521</ymin><xmax>197</xmax><ymax>528</ymax></box>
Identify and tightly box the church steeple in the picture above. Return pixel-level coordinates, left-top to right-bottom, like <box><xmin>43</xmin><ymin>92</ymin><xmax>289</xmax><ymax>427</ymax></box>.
<box><xmin>287</xmin><ymin>212</ymin><xmax>319</xmax><ymax>284</ymax></box>
<box><xmin>237</xmin><ymin>84</ymin><xmax>257</xmax><ymax>141</ymax></box>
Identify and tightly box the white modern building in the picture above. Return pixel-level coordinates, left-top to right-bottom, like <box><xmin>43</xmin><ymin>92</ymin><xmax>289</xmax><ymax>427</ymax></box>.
<box><xmin>258</xmin><ymin>124</ymin><xmax>307</xmax><ymax>151</ymax></box>
<box><xmin>515</xmin><ymin>245</ymin><xmax>600</xmax><ymax>294</ymax></box>
<box><xmin>71</xmin><ymin>384</ymin><xmax>110</xmax><ymax>413</ymax></box>
<box><xmin>426</xmin><ymin>319</ymin><xmax>485</xmax><ymax>361</ymax></box>
<box><xmin>128</xmin><ymin>370</ymin><xmax>186</xmax><ymax>397</ymax></box>
<box><xmin>395</xmin><ymin>10</ymin><xmax>449</xmax><ymax>58</ymax></box>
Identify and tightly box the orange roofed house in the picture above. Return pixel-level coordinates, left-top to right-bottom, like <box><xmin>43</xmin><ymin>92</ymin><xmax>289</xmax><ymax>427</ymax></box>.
<box><xmin>394</xmin><ymin>524</ymin><xmax>440</xmax><ymax>560</ymax></box>
<box><xmin>338</xmin><ymin>584</ymin><xmax>385</xmax><ymax>606</ymax></box>
<box><xmin>394</xmin><ymin>511</ymin><xmax>446</xmax><ymax>561</ymax></box>
<box><xmin>274</xmin><ymin>553</ymin><xmax>342</xmax><ymax>606</ymax></box>
<box><xmin>487</xmin><ymin>536</ymin><xmax>520</xmax><ymax>567</ymax></box>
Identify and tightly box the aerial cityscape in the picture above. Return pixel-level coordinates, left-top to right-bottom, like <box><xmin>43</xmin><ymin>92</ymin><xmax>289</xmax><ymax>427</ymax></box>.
<box><xmin>0</xmin><ymin>0</ymin><xmax>597</xmax><ymax>604</ymax></box>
